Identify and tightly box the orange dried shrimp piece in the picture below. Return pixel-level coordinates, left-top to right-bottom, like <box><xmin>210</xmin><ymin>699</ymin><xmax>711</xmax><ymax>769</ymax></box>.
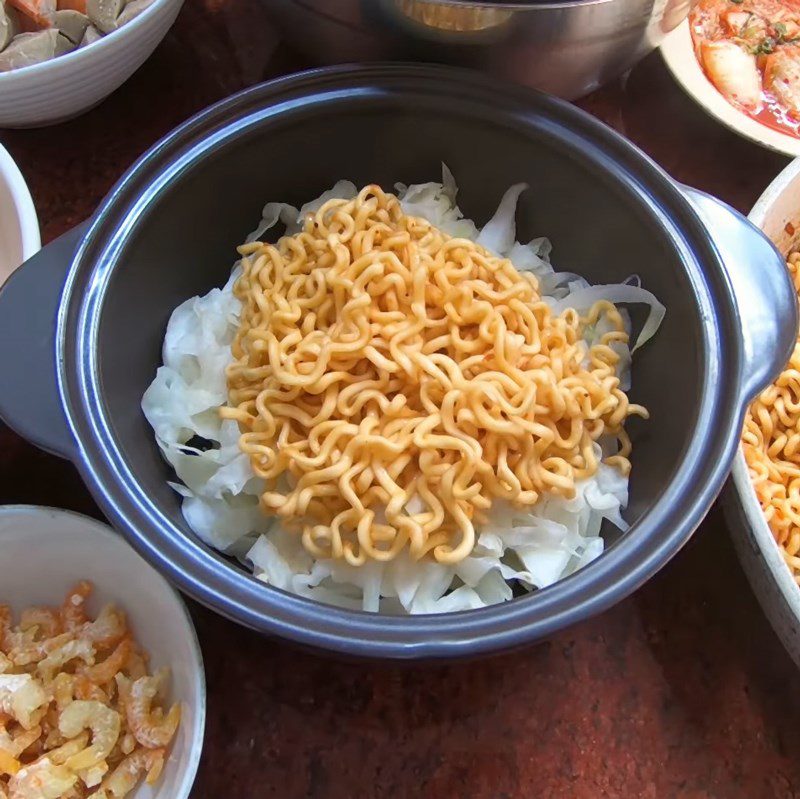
<box><xmin>80</xmin><ymin>641</ymin><xmax>130</xmax><ymax>688</ymax></box>
<box><xmin>37</xmin><ymin>641</ymin><xmax>94</xmax><ymax>683</ymax></box>
<box><xmin>115</xmin><ymin>672</ymin><xmax>180</xmax><ymax>750</ymax></box>
<box><xmin>72</xmin><ymin>677</ymin><xmax>107</xmax><ymax>705</ymax></box>
<box><xmin>0</xmin><ymin>724</ymin><xmax>42</xmax><ymax>759</ymax></box>
<box><xmin>120</xmin><ymin>649</ymin><xmax>147</xmax><ymax>683</ymax></box>
<box><xmin>60</xmin><ymin>584</ymin><xmax>91</xmax><ymax>635</ymax></box>
<box><xmin>18</xmin><ymin>610</ymin><xmax>60</xmax><ymax>641</ymax></box>
<box><xmin>0</xmin><ymin>582</ymin><xmax>181</xmax><ymax>799</ymax></box>
<box><xmin>0</xmin><ymin>750</ymin><xmax>20</xmax><ymax>778</ymax></box>
<box><xmin>79</xmin><ymin>608</ymin><xmax>126</xmax><ymax>652</ymax></box>
<box><xmin>46</xmin><ymin>734</ymin><xmax>88</xmax><ymax>767</ymax></box>
<box><xmin>8</xmin><ymin>634</ymin><xmax>73</xmax><ymax>669</ymax></box>
<box><xmin>0</xmin><ymin>609</ymin><xmax>11</xmax><ymax>652</ymax></box>
<box><xmin>59</xmin><ymin>701</ymin><xmax>120</xmax><ymax>770</ymax></box>
<box><xmin>7</xmin><ymin>758</ymin><xmax>76</xmax><ymax>799</ymax></box>
<box><xmin>96</xmin><ymin>748</ymin><xmax>164</xmax><ymax>798</ymax></box>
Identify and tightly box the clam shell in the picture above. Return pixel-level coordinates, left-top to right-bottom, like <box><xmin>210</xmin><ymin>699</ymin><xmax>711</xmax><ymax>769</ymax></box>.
<box><xmin>0</xmin><ymin>2</ymin><xmax>20</xmax><ymax>50</ymax></box>
<box><xmin>54</xmin><ymin>28</ymin><xmax>73</xmax><ymax>53</ymax></box>
<box><xmin>53</xmin><ymin>8</ymin><xmax>88</xmax><ymax>43</ymax></box>
<box><xmin>116</xmin><ymin>0</ymin><xmax>152</xmax><ymax>27</ymax></box>
<box><xmin>0</xmin><ymin>28</ymin><xmax>57</xmax><ymax>70</ymax></box>
<box><xmin>85</xmin><ymin>0</ymin><xmax>122</xmax><ymax>33</ymax></box>
<box><xmin>77</xmin><ymin>20</ymin><xmax>99</xmax><ymax>45</ymax></box>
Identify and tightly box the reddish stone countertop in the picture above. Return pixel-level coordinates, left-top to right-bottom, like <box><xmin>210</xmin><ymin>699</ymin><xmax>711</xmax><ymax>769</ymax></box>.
<box><xmin>2</xmin><ymin>3</ymin><xmax>800</xmax><ymax>797</ymax></box>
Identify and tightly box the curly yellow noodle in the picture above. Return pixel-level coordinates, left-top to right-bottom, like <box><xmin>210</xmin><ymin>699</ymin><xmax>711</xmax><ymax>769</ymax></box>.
<box><xmin>222</xmin><ymin>185</ymin><xmax>647</xmax><ymax>567</ymax></box>
<box><xmin>743</xmin><ymin>252</ymin><xmax>800</xmax><ymax>583</ymax></box>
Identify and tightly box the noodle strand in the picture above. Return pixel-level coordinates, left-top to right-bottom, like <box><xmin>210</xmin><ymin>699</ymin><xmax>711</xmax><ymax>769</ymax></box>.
<box><xmin>222</xmin><ymin>185</ymin><xmax>647</xmax><ymax>566</ymax></box>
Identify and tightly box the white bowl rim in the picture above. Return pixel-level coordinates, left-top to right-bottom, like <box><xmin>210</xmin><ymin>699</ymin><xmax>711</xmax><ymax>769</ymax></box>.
<box><xmin>0</xmin><ymin>503</ymin><xmax>206</xmax><ymax>799</ymax></box>
<box><xmin>0</xmin><ymin>0</ymin><xmax>178</xmax><ymax>82</ymax></box>
<box><xmin>660</xmin><ymin>20</ymin><xmax>800</xmax><ymax>158</ymax></box>
<box><xmin>750</xmin><ymin>157</ymin><xmax>800</xmax><ymax>224</ymax></box>
<box><xmin>0</xmin><ymin>144</ymin><xmax>40</xmax><ymax>261</ymax></box>
<box><xmin>731</xmin><ymin>157</ymin><xmax>800</xmax><ymax>619</ymax></box>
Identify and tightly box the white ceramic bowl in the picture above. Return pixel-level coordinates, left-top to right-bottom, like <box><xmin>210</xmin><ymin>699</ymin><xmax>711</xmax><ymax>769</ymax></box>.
<box><xmin>725</xmin><ymin>157</ymin><xmax>800</xmax><ymax>668</ymax></box>
<box><xmin>0</xmin><ymin>505</ymin><xmax>205</xmax><ymax>798</ymax></box>
<box><xmin>0</xmin><ymin>144</ymin><xmax>39</xmax><ymax>284</ymax></box>
<box><xmin>0</xmin><ymin>0</ymin><xmax>184</xmax><ymax>128</ymax></box>
<box><xmin>661</xmin><ymin>20</ymin><xmax>800</xmax><ymax>157</ymax></box>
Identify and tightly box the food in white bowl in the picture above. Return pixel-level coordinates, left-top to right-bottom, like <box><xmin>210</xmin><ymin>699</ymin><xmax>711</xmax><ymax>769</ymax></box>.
<box><xmin>0</xmin><ymin>582</ymin><xmax>180</xmax><ymax>797</ymax></box>
<box><xmin>742</xmin><ymin>253</ymin><xmax>800</xmax><ymax>581</ymax></box>
<box><xmin>726</xmin><ymin>156</ymin><xmax>800</xmax><ymax>668</ymax></box>
<box><xmin>690</xmin><ymin>0</ymin><xmax>800</xmax><ymax>138</ymax></box>
<box><xmin>0</xmin><ymin>0</ymin><xmax>157</xmax><ymax>72</ymax></box>
<box><xmin>142</xmin><ymin>168</ymin><xmax>665</xmax><ymax>615</ymax></box>
<box><xmin>0</xmin><ymin>506</ymin><xmax>205</xmax><ymax>799</ymax></box>
<box><xmin>661</xmin><ymin>11</ymin><xmax>800</xmax><ymax>156</ymax></box>
<box><xmin>0</xmin><ymin>0</ymin><xmax>183</xmax><ymax>127</ymax></box>
<box><xmin>0</xmin><ymin>143</ymin><xmax>39</xmax><ymax>284</ymax></box>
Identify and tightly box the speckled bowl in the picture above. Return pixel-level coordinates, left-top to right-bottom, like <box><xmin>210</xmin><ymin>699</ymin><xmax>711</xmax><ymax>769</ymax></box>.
<box><xmin>724</xmin><ymin>157</ymin><xmax>800</xmax><ymax>669</ymax></box>
<box><xmin>0</xmin><ymin>0</ymin><xmax>184</xmax><ymax>128</ymax></box>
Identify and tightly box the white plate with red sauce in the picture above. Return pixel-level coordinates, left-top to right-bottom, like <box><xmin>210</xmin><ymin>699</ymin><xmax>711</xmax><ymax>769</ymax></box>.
<box><xmin>661</xmin><ymin>17</ymin><xmax>800</xmax><ymax>157</ymax></box>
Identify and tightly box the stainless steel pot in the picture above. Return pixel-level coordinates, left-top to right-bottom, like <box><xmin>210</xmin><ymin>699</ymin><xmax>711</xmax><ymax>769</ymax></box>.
<box><xmin>265</xmin><ymin>0</ymin><xmax>691</xmax><ymax>99</ymax></box>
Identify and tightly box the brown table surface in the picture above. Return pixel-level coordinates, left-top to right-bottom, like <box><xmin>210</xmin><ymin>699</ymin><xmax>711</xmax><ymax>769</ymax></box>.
<box><xmin>3</xmin><ymin>3</ymin><xmax>800</xmax><ymax>797</ymax></box>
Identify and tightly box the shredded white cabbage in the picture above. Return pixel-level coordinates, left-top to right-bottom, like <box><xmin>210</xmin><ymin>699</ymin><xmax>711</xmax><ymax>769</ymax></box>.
<box><xmin>141</xmin><ymin>166</ymin><xmax>664</xmax><ymax>614</ymax></box>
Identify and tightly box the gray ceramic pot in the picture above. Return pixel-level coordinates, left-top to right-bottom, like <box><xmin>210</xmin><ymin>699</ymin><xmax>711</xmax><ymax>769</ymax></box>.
<box><xmin>0</xmin><ymin>65</ymin><xmax>795</xmax><ymax>659</ymax></box>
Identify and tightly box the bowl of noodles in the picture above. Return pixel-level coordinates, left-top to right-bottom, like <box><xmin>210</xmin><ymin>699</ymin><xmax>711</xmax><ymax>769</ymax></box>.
<box><xmin>0</xmin><ymin>64</ymin><xmax>796</xmax><ymax>659</ymax></box>
<box><xmin>727</xmin><ymin>157</ymin><xmax>800</xmax><ymax>668</ymax></box>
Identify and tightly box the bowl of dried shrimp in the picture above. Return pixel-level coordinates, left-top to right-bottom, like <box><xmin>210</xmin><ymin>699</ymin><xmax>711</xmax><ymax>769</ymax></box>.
<box><xmin>725</xmin><ymin>156</ymin><xmax>800</xmax><ymax>668</ymax></box>
<box><xmin>0</xmin><ymin>505</ymin><xmax>205</xmax><ymax>799</ymax></box>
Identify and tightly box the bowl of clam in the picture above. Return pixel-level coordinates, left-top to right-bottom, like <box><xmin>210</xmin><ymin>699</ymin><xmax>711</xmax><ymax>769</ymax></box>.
<box><xmin>0</xmin><ymin>0</ymin><xmax>184</xmax><ymax>127</ymax></box>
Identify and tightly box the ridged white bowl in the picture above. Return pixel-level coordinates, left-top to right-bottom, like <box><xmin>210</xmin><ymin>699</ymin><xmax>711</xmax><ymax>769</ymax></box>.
<box><xmin>725</xmin><ymin>157</ymin><xmax>800</xmax><ymax>668</ymax></box>
<box><xmin>0</xmin><ymin>0</ymin><xmax>184</xmax><ymax>128</ymax></box>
